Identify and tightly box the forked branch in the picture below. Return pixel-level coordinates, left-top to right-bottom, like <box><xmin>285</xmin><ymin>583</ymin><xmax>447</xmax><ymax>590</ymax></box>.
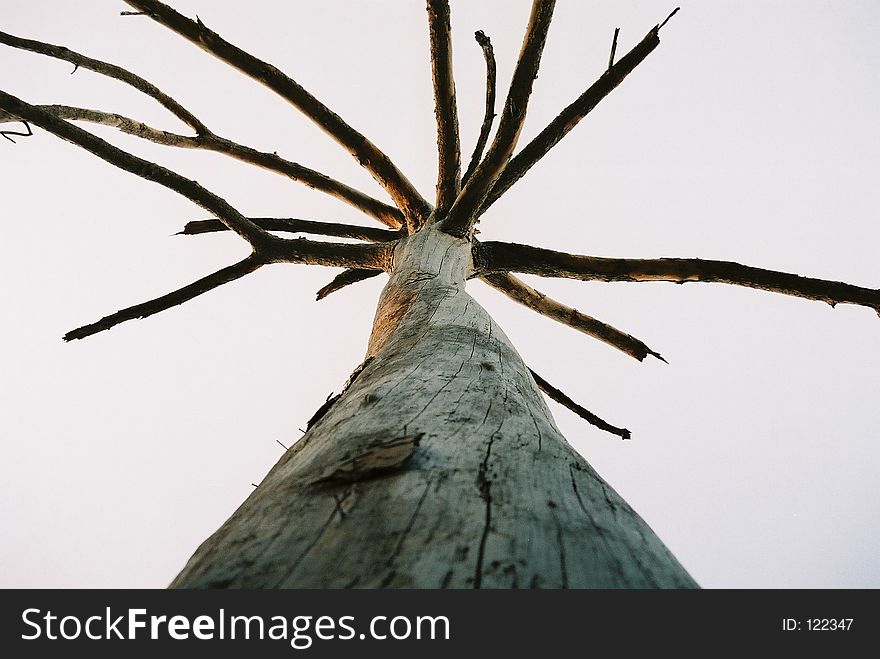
<box><xmin>478</xmin><ymin>242</ymin><xmax>880</xmax><ymax>312</ymax></box>
<box><xmin>64</xmin><ymin>254</ymin><xmax>264</xmax><ymax>341</ymax></box>
<box><xmin>462</xmin><ymin>30</ymin><xmax>497</xmax><ymax>186</ymax></box>
<box><xmin>530</xmin><ymin>369</ymin><xmax>630</xmax><ymax>439</ymax></box>
<box><xmin>0</xmin><ymin>29</ymin><xmax>207</xmax><ymax>133</ymax></box>
<box><xmin>428</xmin><ymin>0</ymin><xmax>461</xmax><ymax>215</ymax></box>
<box><xmin>123</xmin><ymin>0</ymin><xmax>431</xmax><ymax>231</ymax></box>
<box><xmin>0</xmin><ymin>90</ymin><xmax>268</xmax><ymax>245</ymax></box>
<box><xmin>441</xmin><ymin>0</ymin><xmax>556</xmax><ymax>236</ymax></box>
<box><xmin>0</xmin><ymin>29</ymin><xmax>405</xmax><ymax>228</ymax></box>
<box><xmin>482</xmin><ymin>273</ymin><xmax>664</xmax><ymax>362</ymax></box>
<box><xmin>478</xmin><ymin>19</ymin><xmax>668</xmax><ymax>217</ymax></box>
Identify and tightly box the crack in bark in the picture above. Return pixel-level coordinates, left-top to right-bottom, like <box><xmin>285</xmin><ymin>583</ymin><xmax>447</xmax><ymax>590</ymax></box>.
<box><xmin>380</xmin><ymin>478</ymin><xmax>433</xmax><ymax>587</ymax></box>
<box><xmin>474</xmin><ymin>402</ymin><xmax>503</xmax><ymax>589</ymax></box>
<box><xmin>273</xmin><ymin>504</ymin><xmax>339</xmax><ymax>587</ymax></box>
<box><xmin>568</xmin><ymin>463</ymin><xmax>627</xmax><ymax>586</ymax></box>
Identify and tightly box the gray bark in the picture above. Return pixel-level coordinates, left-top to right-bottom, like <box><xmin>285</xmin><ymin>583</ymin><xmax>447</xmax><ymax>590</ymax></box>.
<box><xmin>170</xmin><ymin>228</ymin><xmax>697</xmax><ymax>588</ymax></box>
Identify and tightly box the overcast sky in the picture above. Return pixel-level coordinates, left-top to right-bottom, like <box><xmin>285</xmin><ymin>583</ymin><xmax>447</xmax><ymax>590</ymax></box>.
<box><xmin>2</xmin><ymin>1</ymin><xmax>878</xmax><ymax>588</ymax></box>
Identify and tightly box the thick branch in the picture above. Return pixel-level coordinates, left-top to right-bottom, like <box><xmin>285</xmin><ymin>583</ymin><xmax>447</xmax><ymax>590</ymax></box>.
<box><xmin>478</xmin><ymin>242</ymin><xmax>880</xmax><ymax>312</ymax></box>
<box><xmin>482</xmin><ymin>273</ymin><xmax>664</xmax><ymax>362</ymax></box>
<box><xmin>479</xmin><ymin>22</ymin><xmax>662</xmax><ymax>216</ymax></box>
<box><xmin>316</xmin><ymin>269</ymin><xmax>383</xmax><ymax>301</ymax></box>
<box><xmin>64</xmin><ymin>254</ymin><xmax>263</xmax><ymax>341</ymax></box>
<box><xmin>530</xmin><ymin>369</ymin><xmax>630</xmax><ymax>439</ymax></box>
<box><xmin>180</xmin><ymin>218</ymin><xmax>399</xmax><ymax>242</ymax></box>
<box><xmin>0</xmin><ymin>90</ymin><xmax>271</xmax><ymax>245</ymax></box>
<box><xmin>0</xmin><ymin>29</ymin><xmax>207</xmax><ymax>133</ymax></box>
<box><xmin>124</xmin><ymin>0</ymin><xmax>431</xmax><ymax>231</ymax></box>
<box><xmin>441</xmin><ymin>0</ymin><xmax>556</xmax><ymax>237</ymax></box>
<box><xmin>428</xmin><ymin>0</ymin><xmax>461</xmax><ymax>215</ymax></box>
<box><xmin>462</xmin><ymin>30</ymin><xmax>497</xmax><ymax>186</ymax></box>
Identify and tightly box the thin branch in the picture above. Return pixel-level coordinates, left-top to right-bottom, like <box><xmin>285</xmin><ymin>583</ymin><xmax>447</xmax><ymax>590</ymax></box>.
<box><xmin>462</xmin><ymin>30</ymin><xmax>497</xmax><ymax>186</ymax></box>
<box><xmin>482</xmin><ymin>273</ymin><xmax>664</xmax><ymax>362</ymax></box>
<box><xmin>124</xmin><ymin>0</ymin><xmax>431</xmax><ymax>231</ymax></box>
<box><xmin>1</xmin><ymin>105</ymin><xmax>201</xmax><ymax>147</ymax></box>
<box><xmin>427</xmin><ymin>0</ymin><xmax>461</xmax><ymax>215</ymax></box>
<box><xmin>64</xmin><ymin>254</ymin><xmax>264</xmax><ymax>341</ymax></box>
<box><xmin>478</xmin><ymin>21</ymin><xmax>665</xmax><ymax>217</ymax></box>
<box><xmin>0</xmin><ymin>90</ymin><xmax>270</xmax><ymax>245</ymax></box>
<box><xmin>0</xmin><ymin>102</ymin><xmax>404</xmax><ymax>229</ymax></box>
<box><xmin>0</xmin><ymin>119</ymin><xmax>32</xmax><ymax>143</ymax></box>
<box><xmin>0</xmin><ymin>29</ymin><xmax>207</xmax><ymax>133</ymax></box>
<box><xmin>478</xmin><ymin>241</ymin><xmax>880</xmax><ymax>312</ymax></box>
<box><xmin>180</xmin><ymin>218</ymin><xmax>400</xmax><ymax>242</ymax></box>
<box><xmin>1</xmin><ymin>90</ymin><xmax>396</xmax><ymax>271</ymax></box>
<box><xmin>316</xmin><ymin>269</ymin><xmax>383</xmax><ymax>301</ymax></box>
<box><xmin>441</xmin><ymin>0</ymin><xmax>556</xmax><ymax>237</ymax></box>
<box><xmin>201</xmin><ymin>134</ymin><xmax>405</xmax><ymax>229</ymax></box>
<box><xmin>529</xmin><ymin>369</ymin><xmax>630</xmax><ymax>439</ymax></box>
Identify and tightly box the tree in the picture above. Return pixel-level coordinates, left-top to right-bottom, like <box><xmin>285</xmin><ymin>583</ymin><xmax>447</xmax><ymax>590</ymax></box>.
<box><xmin>6</xmin><ymin>3</ymin><xmax>876</xmax><ymax>585</ymax></box>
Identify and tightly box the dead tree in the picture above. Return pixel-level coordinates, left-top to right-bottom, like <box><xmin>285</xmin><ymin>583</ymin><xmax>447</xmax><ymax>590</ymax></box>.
<box><xmin>2</xmin><ymin>1</ymin><xmax>877</xmax><ymax>588</ymax></box>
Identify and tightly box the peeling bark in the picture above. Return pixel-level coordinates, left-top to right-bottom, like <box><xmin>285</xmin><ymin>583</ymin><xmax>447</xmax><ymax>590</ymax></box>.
<box><xmin>171</xmin><ymin>228</ymin><xmax>696</xmax><ymax>588</ymax></box>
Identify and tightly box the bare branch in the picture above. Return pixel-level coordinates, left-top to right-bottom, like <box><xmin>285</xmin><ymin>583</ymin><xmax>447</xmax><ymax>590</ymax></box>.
<box><xmin>478</xmin><ymin>241</ymin><xmax>880</xmax><ymax>312</ymax></box>
<box><xmin>180</xmin><ymin>218</ymin><xmax>399</xmax><ymax>242</ymax></box>
<box><xmin>1</xmin><ymin>105</ymin><xmax>201</xmax><ymax>147</ymax></box>
<box><xmin>441</xmin><ymin>0</ymin><xmax>556</xmax><ymax>237</ymax></box>
<box><xmin>530</xmin><ymin>369</ymin><xmax>630</xmax><ymax>439</ymax></box>
<box><xmin>427</xmin><ymin>0</ymin><xmax>461</xmax><ymax>215</ymax></box>
<box><xmin>482</xmin><ymin>273</ymin><xmax>664</xmax><ymax>362</ymax></box>
<box><xmin>0</xmin><ymin>29</ymin><xmax>208</xmax><ymax>133</ymax></box>
<box><xmin>124</xmin><ymin>0</ymin><xmax>431</xmax><ymax>231</ymax></box>
<box><xmin>64</xmin><ymin>254</ymin><xmax>263</xmax><ymax>341</ymax></box>
<box><xmin>201</xmin><ymin>134</ymin><xmax>405</xmax><ymax>229</ymax></box>
<box><xmin>462</xmin><ymin>30</ymin><xmax>497</xmax><ymax>186</ymax></box>
<box><xmin>0</xmin><ymin>89</ymin><xmax>273</xmax><ymax>246</ymax></box>
<box><xmin>478</xmin><ymin>21</ymin><xmax>663</xmax><ymax>216</ymax></box>
<box><xmin>316</xmin><ymin>269</ymin><xmax>383</xmax><ymax>301</ymax></box>
<box><xmin>0</xmin><ymin>102</ymin><xmax>404</xmax><ymax>229</ymax></box>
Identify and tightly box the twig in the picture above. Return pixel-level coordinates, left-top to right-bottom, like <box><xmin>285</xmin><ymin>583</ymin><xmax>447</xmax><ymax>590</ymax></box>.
<box><xmin>120</xmin><ymin>11</ymin><xmax>147</xmax><ymax>16</ymax></box>
<box><xmin>316</xmin><ymin>269</ymin><xmax>383</xmax><ymax>301</ymax></box>
<box><xmin>477</xmin><ymin>241</ymin><xmax>880</xmax><ymax>312</ymax></box>
<box><xmin>608</xmin><ymin>27</ymin><xmax>620</xmax><ymax>70</ymax></box>
<box><xmin>276</xmin><ymin>439</ymin><xmax>289</xmax><ymax>451</ymax></box>
<box><xmin>179</xmin><ymin>217</ymin><xmax>400</xmax><ymax>242</ymax></box>
<box><xmin>482</xmin><ymin>273</ymin><xmax>664</xmax><ymax>362</ymax></box>
<box><xmin>0</xmin><ymin>119</ymin><xmax>32</xmax><ymax>143</ymax></box>
<box><xmin>123</xmin><ymin>0</ymin><xmax>431</xmax><ymax>231</ymax></box>
<box><xmin>64</xmin><ymin>254</ymin><xmax>264</xmax><ymax>341</ymax></box>
<box><xmin>530</xmin><ymin>369</ymin><xmax>630</xmax><ymax>439</ymax></box>
<box><xmin>427</xmin><ymin>0</ymin><xmax>461</xmax><ymax>216</ymax></box>
<box><xmin>441</xmin><ymin>0</ymin><xmax>556</xmax><ymax>237</ymax></box>
<box><xmin>462</xmin><ymin>30</ymin><xmax>497</xmax><ymax>186</ymax></box>
<box><xmin>478</xmin><ymin>21</ymin><xmax>663</xmax><ymax>217</ymax></box>
<box><xmin>659</xmin><ymin>7</ymin><xmax>681</xmax><ymax>31</ymax></box>
<box><xmin>0</xmin><ymin>29</ymin><xmax>207</xmax><ymax>133</ymax></box>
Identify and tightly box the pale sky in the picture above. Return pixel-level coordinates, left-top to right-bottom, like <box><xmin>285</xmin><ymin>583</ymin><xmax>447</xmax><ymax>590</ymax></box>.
<box><xmin>2</xmin><ymin>1</ymin><xmax>878</xmax><ymax>588</ymax></box>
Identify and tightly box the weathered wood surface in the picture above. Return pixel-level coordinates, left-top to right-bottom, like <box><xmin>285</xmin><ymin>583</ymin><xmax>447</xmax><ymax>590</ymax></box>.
<box><xmin>171</xmin><ymin>229</ymin><xmax>696</xmax><ymax>588</ymax></box>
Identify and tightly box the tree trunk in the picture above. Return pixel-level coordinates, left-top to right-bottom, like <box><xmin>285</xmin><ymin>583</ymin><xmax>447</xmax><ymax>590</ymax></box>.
<box><xmin>170</xmin><ymin>228</ymin><xmax>697</xmax><ymax>588</ymax></box>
